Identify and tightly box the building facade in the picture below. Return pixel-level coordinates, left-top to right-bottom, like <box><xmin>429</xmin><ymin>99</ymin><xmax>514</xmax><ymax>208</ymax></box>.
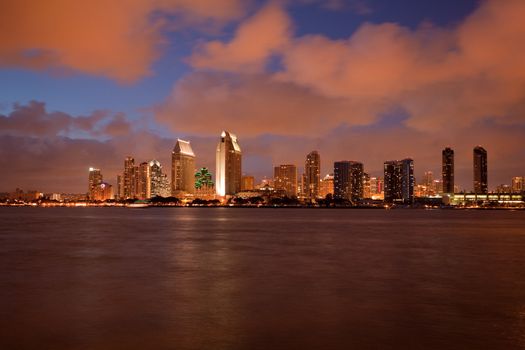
<box><xmin>333</xmin><ymin>161</ymin><xmax>364</xmax><ymax>202</ymax></box>
<box><xmin>304</xmin><ymin>151</ymin><xmax>321</xmax><ymax>200</ymax></box>
<box><xmin>216</xmin><ymin>131</ymin><xmax>242</xmax><ymax>196</ymax></box>
<box><xmin>384</xmin><ymin>158</ymin><xmax>414</xmax><ymax>204</ymax></box>
<box><xmin>442</xmin><ymin>147</ymin><xmax>454</xmax><ymax>194</ymax></box>
<box><xmin>88</xmin><ymin>167</ymin><xmax>103</xmax><ymax>200</ymax></box>
<box><xmin>274</xmin><ymin>164</ymin><xmax>298</xmax><ymax>197</ymax></box>
<box><xmin>511</xmin><ymin>176</ymin><xmax>524</xmax><ymax>193</ymax></box>
<box><xmin>473</xmin><ymin>146</ymin><xmax>488</xmax><ymax>194</ymax></box>
<box><xmin>172</xmin><ymin>139</ymin><xmax>196</xmax><ymax>195</ymax></box>
<box><xmin>123</xmin><ymin>156</ymin><xmax>135</xmax><ymax>199</ymax></box>
<box><xmin>241</xmin><ymin>175</ymin><xmax>255</xmax><ymax>191</ymax></box>
<box><xmin>319</xmin><ymin>174</ymin><xmax>334</xmax><ymax>198</ymax></box>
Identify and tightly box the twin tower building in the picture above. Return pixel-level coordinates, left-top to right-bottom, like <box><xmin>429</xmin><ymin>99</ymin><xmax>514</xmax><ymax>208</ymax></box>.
<box><xmin>172</xmin><ymin>131</ymin><xmax>242</xmax><ymax>197</ymax></box>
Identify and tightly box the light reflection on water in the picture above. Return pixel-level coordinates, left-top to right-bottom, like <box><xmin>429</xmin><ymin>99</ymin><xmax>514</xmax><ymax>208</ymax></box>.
<box><xmin>1</xmin><ymin>207</ymin><xmax>525</xmax><ymax>350</ymax></box>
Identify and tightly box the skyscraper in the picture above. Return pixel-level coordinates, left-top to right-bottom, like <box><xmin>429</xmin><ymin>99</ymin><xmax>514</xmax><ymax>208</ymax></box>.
<box><xmin>150</xmin><ymin>160</ymin><xmax>169</xmax><ymax>197</ymax></box>
<box><xmin>274</xmin><ymin>164</ymin><xmax>298</xmax><ymax>197</ymax></box>
<box><xmin>241</xmin><ymin>175</ymin><xmax>255</xmax><ymax>191</ymax></box>
<box><xmin>123</xmin><ymin>156</ymin><xmax>135</xmax><ymax>199</ymax></box>
<box><xmin>319</xmin><ymin>174</ymin><xmax>334</xmax><ymax>198</ymax></box>
<box><xmin>88</xmin><ymin>167</ymin><xmax>102</xmax><ymax>199</ymax></box>
<box><xmin>216</xmin><ymin>131</ymin><xmax>242</xmax><ymax>196</ymax></box>
<box><xmin>511</xmin><ymin>176</ymin><xmax>524</xmax><ymax>193</ymax></box>
<box><xmin>384</xmin><ymin>158</ymin><xmax>414</xmax><ymax>204</ymax></box>
<box><xmin>136</xmin><ymin>162</ymin><xmax>151</xmax><ymax>200</ymax></box>
<box><xmin>333</xmin><ymin>161</ymin><xmax>364</xmax><ymax>202</ymax></box>
<box><xmin>172</xmin><ymin>139</ymin><xmax>196</xmax><ymax>195</ymax></box>
<box><xmin>442</xmin><ymin>147</ymin><xmax>454</xmax><ymax>194</ymax></box>
<box><xmin>473</xmin><ymin>146</ymin><xmax>488</xmax><ymax>194</ymax></box>
<box><xmin>304</xmin><ymin>151</ymin><xmax>321</xmax><ymax>200</ymax></box>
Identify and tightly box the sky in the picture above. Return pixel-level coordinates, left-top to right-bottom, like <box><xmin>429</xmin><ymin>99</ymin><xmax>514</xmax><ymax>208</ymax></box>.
<box><xmin>1</xmin><ymin>0</ymin><xmax>524</xmax><ymax>193</ymax></box>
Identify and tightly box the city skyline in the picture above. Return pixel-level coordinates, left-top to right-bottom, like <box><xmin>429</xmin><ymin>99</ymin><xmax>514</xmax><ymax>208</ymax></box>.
<box><xmin>1</xmin><ymin>0</ymin><xmax>525</xmax><ymax>193</ymax></box>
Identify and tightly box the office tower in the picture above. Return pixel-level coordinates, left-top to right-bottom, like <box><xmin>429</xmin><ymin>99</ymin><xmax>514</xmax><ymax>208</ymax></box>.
<box><xmin>442</xmin><ymin>147</ymin><xmax>454</xmax><ymax>194</ymax></box>
<box><xmin>305</xmin><ymin>151</ymin><xmax>321</xmax><ymax>200</ymax></box>
<box><xmin>274</xmin><ymin>165</ymin><xmax>298</xmax><ymax>197</ymax></box>
<box><xmin>124</xmin><ymin>156</ymin><xmax>135</xmax><ymax>199</ymax></box>
<box><xmin>116</xmin><ymin>174</ymin><xmax>123</xmax><ymax>200</ymax></box>
<box><xmin>511</xmin><ymin>177</ymin><xmax>524</xmax><ymax>193</ymax></box>
<box><xmin>88</xmin><ymin>167</ymin><xmax>103</xmax><ymax>199</ymax></box>
<box><xmin>384</xmin><ymin>158</ymin><xmax>414</xmax><ymax>204</ymax></box>
<box><xmin>216</xmin><ymin>131</ymin><xmax>242</xmax><ymax>196</ymax></box>
<box><xmin>363</xmin><ymin>173</ymin><xmax>371</xmax><ymax>199</ymax></box>
<box><xmin>473</xmin><ymin>146</ymin><xmax>488</xmax><ymax>194</ymax></box>
<box><xmin>92</xmin><ymin>183</ymin><xmax>113</xmax><ymax>201</ymax></box>
<box><xmin>319</xmin><ymin>174</ymin><xmax>334</xmax><ymax>198</ymax></box>
<box><xmin>149</xmin><ymin>160</ymin><xmax>168</xmax><ymax>197</ymax></box>
<box><xmin>241</xmin><ymin>176</ymin><xmax>255</xmax><ymax>191</ymax></box>
<box><xmin>135</xmin><ymin>162</ymin><xmax>151</xmax><ymax>199</ymax></box>
<box><xmin>334</xmin><ymin>161</ymin><xmax>364</xmax><ymax>202</ymax></box>
<box><xmin>172</xmin><ymin>139</ymin><xmax>196</xmax><ymax>195</ymax></box>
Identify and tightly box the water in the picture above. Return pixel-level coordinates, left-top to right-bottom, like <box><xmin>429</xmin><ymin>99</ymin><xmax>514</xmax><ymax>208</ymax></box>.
<box><xmin>1</xmin><ymin>207</ymin><xmax>525</xmax><ymax>349</ymax></box>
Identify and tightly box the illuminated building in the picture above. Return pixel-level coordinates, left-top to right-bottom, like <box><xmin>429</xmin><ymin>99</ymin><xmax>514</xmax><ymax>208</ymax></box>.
<box><xmin>274</xmin><ymin>164</ymin><xmax>298</xmax><ymax>197</ymax></box>
<box><xmin>135</xmin><ymin>162</ymin><xmax>151</xmax><ymax>200</ymax></box>
<box><xmin>473</xmin><ymin>146</ymin><xmax>488</xmax><ymax>194</ymax></box>
<box><xmin>195</xmin><ymin>167</ymin><xmax>215</xmax><ymax>200</ymax></box>
<box><xmin>150</xmin><ymin>160</ymin><xmax>170</xmax><ymax>197</ymax></box>
<box><xmin>496</xmin><ymin>184</ymin><xmax>511</xmax><ymax>194</ymax></box>
<box><xmin>442</xmin><ymin>147</ymin><xmax>454</xmax><ymax>193</ymax></box>
<box><xmin>88</xmin><ymin>167</ymin><xmax>103</xmax><ymax>200</ymax></box>
<box><xmin>172</xmin><ymin>139</ymin><xmax>195</xmax><ymax>195</ymax></box>
<box><xmin>92</xmin><ymin>183</ymin><xmax>113</xmax><ymax>201</ymax></box>
<box><xmin>511</xmin><ymin>177</ymin><xmax>524</xmax><ymax>193</ymax></box>
<box><xmin>319</xmin><ymin>174</ymin><xmax>334</xmax><ymax>198</ymax></box>
<box><xmin>304</xmin><ymin>151</ymin><xmax>321</xmax><ymax>200</ymax></box>
<box><xmin>370</xmin><ymin>177</ymin><xmax>384</xmax><ymax>196</ymax></box>
<box><xmin>241</xmin><ymin>175</ymin><xmax>255</xmax><ymax>191</ymax></box>
<box><xmin>116</xmin><ymin>175</ymin><xmax>123</xmax><ymax>200</ymax></box>
<box><xmin>363</xmin><ymin>173</ymin><xmax>371</xmax><ymax>199</ymax></box>
<box><xmin>123</xmin><ymin>156</ymin><xmax>135</xmax><ymax>199</ymax></box>
<box><xmin>334</xmin><ymin>161</ymin><xmax>364</xmax><ymax>202</ymax></box>
<box><xmin>216</xmin><ymin>131</ymin><xmax>242</xmax><ymax>196</ymax></box>
<box><xmin>384</xmin><ymin>158</ymin><xmax>414</xmax><ymax>204</ymax></box>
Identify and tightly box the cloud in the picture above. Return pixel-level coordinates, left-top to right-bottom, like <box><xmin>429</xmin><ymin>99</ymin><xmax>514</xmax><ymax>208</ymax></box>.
<box><xmin>0</xmin><ymin>101</ymin><xmax>132</xmax><ymax>138</ymax></box>
<box><xmin>188</xmin><ymin>3</ymin><xmax>292</xmax><ymax>72</ymax></box>
<box><xmin>0</xmin><ymin>0</ymin><xmax>246</xmax><ymax>82</ymax></box>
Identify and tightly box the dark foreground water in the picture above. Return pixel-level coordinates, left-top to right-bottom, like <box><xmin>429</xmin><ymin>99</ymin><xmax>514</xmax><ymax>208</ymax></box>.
<box><xmin>1</xmin><ymin>208</ymin><xmax>525</xmax><ymax>350</ymax></box>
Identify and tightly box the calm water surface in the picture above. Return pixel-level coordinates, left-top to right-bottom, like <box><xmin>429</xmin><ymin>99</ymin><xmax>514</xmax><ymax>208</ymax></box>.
<box><xmin>1</xmin><ymin>207</ymin><xmax>525</xmax><ymax>349</ymax></box>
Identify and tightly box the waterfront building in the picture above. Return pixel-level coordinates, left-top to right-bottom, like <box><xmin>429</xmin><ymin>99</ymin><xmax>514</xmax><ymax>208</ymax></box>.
<box><xmin>304</xmin><ymin>151</ymin><xmax>321</xmax><ymax>200</ymax></box>
<box><xmin>88</xmin><ymin>167</ymin><xmax>103</xmax><ymax>200</ymax></box>
<box><xmin>384</xmin><ymin>158</ymin><xmax>414</xmax><ymax>204</ymax></box>
<box><xmin>150</xmin><ymin>160</ymin><xmax>170</xmax><ymax>197</ymax></box>
<box><xmin>135</xmin><ymin>162</ymin><xmax>151</xmax><ymax>200</ymax></box>
<box><xmin>442</xmin><ymin>147</ymin><xmax>454</xmax><ymax>193</ymax></box>
<box><xmin>216</xmin><ymin>131</ymin><xmax>242</xmax><ymax>196</ymax></box>
<box><xmin>473</xmin><ymin>146</ymin><xmax>488</xmax><ymax>194</ymax></box>
<box><xmin>172</xmin><ymin>139</ymin><xmax>196</xmax><ymax>196</ymax></box>
<box><xmin>274</xmin><ymin>165</ymin><xmax>298</xmax><ymax>197</ymax></box>
<box><xmin>91</xmin><ymin>183</ymin><xmax>113</xmax><ymax>201</ymax></box>
<box><xmin>511</xmin><ymin>177</ymin><xmax>524</xmax><ymax>193</ymax></box>
<box><xmin>241</xmin><ymin>175</ymin><xmax>255</xmax><ymax>191</ymax></box>
<box><xmin>319</xmin><ymin>174</ymin><xmax>334</xmax><ymax>198</ymax></box>
<box><xmin>123</xmin><ymin>156</ymin><xmax>135</xmax><ymax>199</ymax></box>
<box><xmin>116</xmin><ymin>175</ymin><xmax>123</xmax><ymax>200</ymax></box>
<box><xmin>334</xmin><ymin>161</ymin><xmax>364</xmax><ymax>202</ymax></box>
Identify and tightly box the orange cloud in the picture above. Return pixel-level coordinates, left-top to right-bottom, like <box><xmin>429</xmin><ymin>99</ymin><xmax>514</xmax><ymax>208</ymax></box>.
<box><xmin>180</xmin><ymin>0</ymin><xmax>525</xmax><ymax>134</ymax></box>
<box><xmin>0</xmin><ymin>0</ymin><xmax>246</xmax><ymax>82</ymax></box>
<box><xmin>188</xmin><ymin>3</ymin><xmax>292</xmax><ymax>72</ymax></box>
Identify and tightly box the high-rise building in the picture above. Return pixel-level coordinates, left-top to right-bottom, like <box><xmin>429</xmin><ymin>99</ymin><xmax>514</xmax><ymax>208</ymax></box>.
<box><xmin>384</xmin><ymin>159</ymin><xmax>414</xmax><ymax>204</ymax></box>
<box><xmin>92</xmin><ymin>183</ymin><xmax>113</xmax><ymax>201</ymax></box>
<box><xmin>333</xmin><ymin>161</ymin><xmax>364</xmax><ymax>202</ymax></box>
<box><xmin>304</xmin><ymin>151</ymin><xmax>321</xmax><ymax>200</ymax></box>
<box><xmin>363</xmin><ymin>173</ymin><xmax>371</xmax><ymax>199</ymax></box>
<box><xmin>473</xmin><ymin>146</ymin><xmax>488</xmax><ymax>194</ymax></box>
<box><xmin>241</xmin><ymin>175</ymin><xmax>255</xmax><ymax>191</ymax></box>
<box><xmin>512</xmin><ymin>177</ymin><xmax>524</xmax><ymax>193</ymax></box>
<box><xmin>88</xmin><ymin>167</ymin><xmax>103</xmax><ymax>200</ymax></box>
<box><xmin>274</xmin><ymin>164</ymin><xmax>298</xmax><ymax>197</ymax></box>
<box><xmin>216</xmin><ymin>131</ymin><xmax>242</xmax><ymax>196</ymax></box>
<box><xmin>442</xmin><ymin>147</ymin><xmax>454</xmax><ymax>194</ymax></box>
<box><xmin>135</xmin><ymin>162</ymin><xmax>151</xmax><ymax>200</ymax></box>
<box><xmin>319</xmin><ymin>174</ymin><xmax>334</xmax><ymax>198</ymax></box>
<box><xmin>172</xmin><ymin>139</ymin><xmax>196</xmax><ymax>195</ymax></box>
<box><xmin>116</xmin><ymin>174</ymin><xmax>123</xmax><ymax>200</ymax></box>
<box><xmin>150</xmin><ymin>160</ymin><xmax>170</xmax><ymax>197</ymax></box>
<box><xmin>123</xmin><ymin>156</ymin><xmax>135</xmax><ymax>199</ymax></box>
